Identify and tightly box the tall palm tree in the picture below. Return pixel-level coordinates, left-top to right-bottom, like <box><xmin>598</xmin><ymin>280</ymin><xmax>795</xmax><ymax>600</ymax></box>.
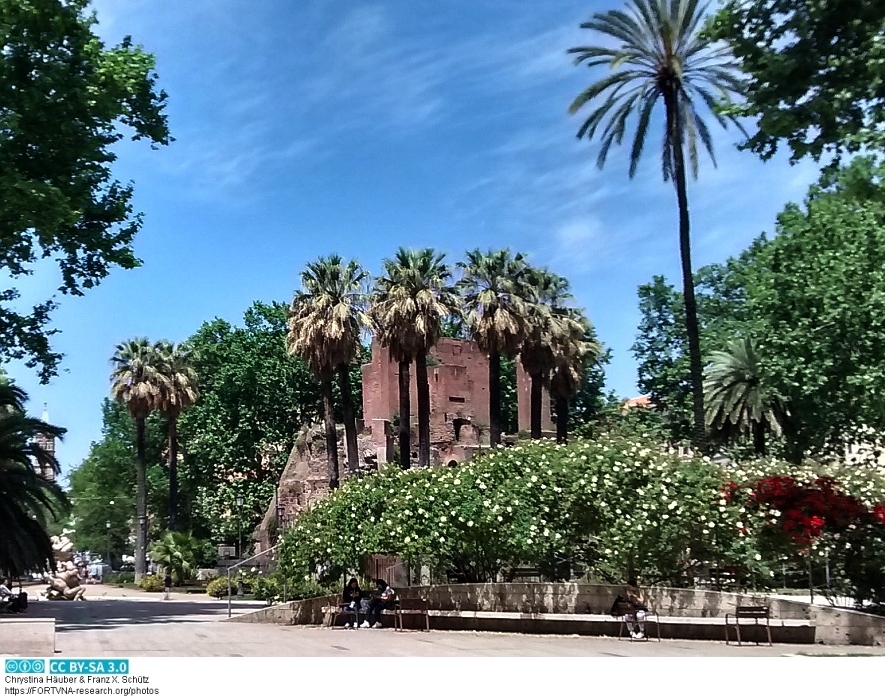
<box><xmin>0</xmin><ymin>383</ymin><xmax>68</xmax><ymax>578</ymax></box>
<box><xmin>458</xmin><ymin>249</ymin><xmax>530</xmax><ymax>447</ymax></box>
<box><xmin>521</xmin><ymin>268</ymin><xmax>573</xmax><ymax>439</ymax></box>
<box><xmin>287</xmin><ymin>255</ymin><xmax>368</xmax><ymax>488</ymax></box>
<box><xmin>154</xmin><ymin>341</ymin><xmax>199</xmax><ymax>532</ymax></box>
<box><xmin>568</xmin><ymin>0</ymin><xmax>746</xmax><ymax>448</ymax></box>
<box><xmin>704</xmin><ymin>337</ymin><xmax>788</xmax><ymax>456</ymax></box>
<box><xmin>370</xmin><ymin>248</ymin><xmax>459</xmax><ymax>468</ymax></box>
<box><xmin>549</xmin><ymin>313</ymin><xmax>601</xmax><ymax>444</ymax></box>
<box><xmin>110</xmin><ymin>338</ymin><xmax>167</xmax><ymax>581</ymax></box>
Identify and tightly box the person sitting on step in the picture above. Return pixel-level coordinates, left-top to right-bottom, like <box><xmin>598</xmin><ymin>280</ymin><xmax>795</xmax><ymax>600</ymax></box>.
<box><xmin>625</xmin><ymin>576</ymin><xmax>649</xmax><ymax>639</ymax></box>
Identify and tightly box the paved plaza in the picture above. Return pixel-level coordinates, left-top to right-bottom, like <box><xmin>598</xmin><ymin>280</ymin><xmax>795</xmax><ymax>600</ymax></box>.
<box><xmin>3</xmin><ymin>586</ymin><xmax>884</xmax><ymax>657</ymax></box>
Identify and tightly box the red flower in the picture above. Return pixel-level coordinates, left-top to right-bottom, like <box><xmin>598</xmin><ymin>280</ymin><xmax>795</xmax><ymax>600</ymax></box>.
<box><xmin>873</xmin><ymin>503</ymin><xmax>885</xmax><ymax>524</ymax></box>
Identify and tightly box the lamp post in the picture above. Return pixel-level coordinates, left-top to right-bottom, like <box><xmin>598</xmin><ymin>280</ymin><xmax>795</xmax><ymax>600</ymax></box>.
<box><xmin>236</xmin><ymin>494</ymin><xmax>244</xmax><ymax>596</ymax></box>
<box><xmin>105</xmin><ymin>521</ymin><xmax>111</xmax><ymax>568</ymax></box>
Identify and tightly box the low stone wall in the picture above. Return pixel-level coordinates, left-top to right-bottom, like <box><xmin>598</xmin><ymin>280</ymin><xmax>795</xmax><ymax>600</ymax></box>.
<box><xmin>226</xmin><ymin>583</ymin><xmax>885</xmax><ymax>645</ymax></box>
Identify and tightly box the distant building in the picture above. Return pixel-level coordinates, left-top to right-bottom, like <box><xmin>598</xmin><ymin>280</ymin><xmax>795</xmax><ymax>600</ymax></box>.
<box><xmin>621</xmin><ymin>394</ymin><xmax>653</xmax><ymax>412</ymax></box>
<box><xmin>33</xmin><ymin>403</ymin><xmax>57</xmax><ymax>482</ymax></box>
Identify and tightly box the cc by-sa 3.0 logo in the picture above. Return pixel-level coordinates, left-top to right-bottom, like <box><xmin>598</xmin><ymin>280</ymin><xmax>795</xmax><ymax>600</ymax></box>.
<box><xmin>5</xmin><ymin>659</ymin><xmax>46</xmax><ymax>674</ymax></box>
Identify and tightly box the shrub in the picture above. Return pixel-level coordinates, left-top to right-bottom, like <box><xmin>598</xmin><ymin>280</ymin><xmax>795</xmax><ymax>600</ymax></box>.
<box><xmin>206</xmin><ymin>576</ymin><xmax>232</xmax><ymax>598</ymax></box>
<box><xmin>276</xmin><ymin>434</ymin><xmax>885</xmax><ymax>592</ymax></box>
<box><xmin>138</xmin><ymin>575</ymin><xmax>164</xmax><ymax>592</ymax></box>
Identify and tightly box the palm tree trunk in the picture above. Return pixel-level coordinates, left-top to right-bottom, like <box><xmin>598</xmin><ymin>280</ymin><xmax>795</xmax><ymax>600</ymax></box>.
<box><xmin>665</xmin><ymin>87</ymin><xmax>706</xmax><ymax>450</ymax></box>
<box><xmin>135</xmin><ymin>416</ymin><xmax>148</xmax><ymax>582</ymax></box>
<box><xmin>416</xmin><ymin>353</ymin><xmax>431</xmax><ymax>467</ymax></box>
<box><xmin>530</xmin><ymin>371</ymin><xmax>543</xmax><ymax>439</ymax></box>
<box><xmin>489</xmin><ymin>351</ymin><xmax>502</xmax><ymax>446</ymax></box>
<box><xmin>753</xmin><ymin>421</ymin><xmax>766</xmax><ymax>456</ymax></box>
<box><xmin>398</xmin><ymin>360</ymin><xmax>411</xmax><ymax>469</ymax></box>
<box><xmin>168</xmin><ymin>416</ymin><xmax>179</xmax><ymax>532</ymax></box>
<box><xmin>337</xmin><ymin>366</ymin><xmax>359</xmax><ymax>476</ymax></box>
<box><xmin>321</xmin><ymin>377</ymin><xmax>340</xmax><ymax>489</ymax></box>
<box><xmin>555</xmin><ymin>396</ymin><xmax>569</xmax><ymax>444</ymax></box>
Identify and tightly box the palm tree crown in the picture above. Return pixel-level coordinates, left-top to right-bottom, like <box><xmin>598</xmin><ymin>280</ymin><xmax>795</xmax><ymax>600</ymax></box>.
<box><xmin>287</xmin><ymin>255</ymin><xmax>368</xmax><ymax>378</ymax></box>
<box><xmin>110</xmin><ymin>338</ymin><xmax>168</xmax><ymax>419</ymax></box>
<box><xmin>0</xmin><ymin>383</ymin><xmax>68</xmax><ymax>577</ymax></box>
<box><xmin>371</xmin><ymin>248</ymin><xmax>459</xmax><ymax>361</ymax></box>
<box><xmin>704</xmin><ymin>337</ymin><xmax>788</xmax><ymax>454</ymax></box>
<box><xmin>458</xmin><ymin>249</ymin><xmax>530</xmax><ymax>357</ymax></box>
<box><xmin>568</xmin><ymin>0</ymin><xmax>745</xmax><ymax>179</ymax></box>
<box><xmin>154</xmin><ymin>341</ymin><xmax>199</xmax><ymax>420</ymax></box>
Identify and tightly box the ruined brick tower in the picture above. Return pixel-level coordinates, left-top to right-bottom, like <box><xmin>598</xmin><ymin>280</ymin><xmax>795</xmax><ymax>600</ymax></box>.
<box><xmin>361</xmin><ymin>338</ymin><xmax>552</xmax><ymax>465</ymax></box>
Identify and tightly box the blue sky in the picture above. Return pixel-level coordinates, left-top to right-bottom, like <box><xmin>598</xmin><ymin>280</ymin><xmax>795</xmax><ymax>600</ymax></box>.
<box><xmin>7</xmin><ymin>0</ymin><xmax>820</xmax><ymax>477</ymax></box>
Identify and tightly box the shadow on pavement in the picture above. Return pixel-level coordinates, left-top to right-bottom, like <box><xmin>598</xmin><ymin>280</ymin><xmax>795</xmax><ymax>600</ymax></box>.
<box><xmin>18</xmin><ymin>600</ymin><xmax>259</xmax><ymax>631</ymax></box>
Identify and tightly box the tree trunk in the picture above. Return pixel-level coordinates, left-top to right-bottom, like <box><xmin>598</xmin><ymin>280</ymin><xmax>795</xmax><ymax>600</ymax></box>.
<box><xmin>398</xmin><ymin>359</ymin><xmax>411</xmax><ymax>469</ymax></box>
<box><xmin>489</xmin><ymin>351</ymin><xmax>502</xmax><ymax>446</ymax></box>
<box><xmin>337</xmin><ymin>367</ymin><xmax>359</xmax><ymax>476</ymax></box>
<box><xmin>752</xmin><ymin>421</ymin><xmax>766</xmax><ymax>456</ymax></box>
<box><xmin>555</xmin><ymin>396</ymin><xmax>569</xmax><ymax>444</ymax></box>
<box><xmin>416</xmin><ymin>353</ymin><xmax>431</xmax><ymax>467</ymax></box>
<box><xmin>530</xmin><ymin>371</ymin><xmax>543</xmax><ymax>439</ymax></box>
<box><xmin>664</xmin><ymin>86</ymin><xmax>706</xmax><ymax>451</ymax></box>
<box><xmin>168</xmin><ymin>416</ymin><xmax>179</xmax><ymax>532</ymax></box>
<box><xmin>135</xmin><ymin>416</ymin><xmax>148</xmax><ymax>582</ymax></box>
<box><xmin>322</xmin><ymin>377</ymin><xmax>340</xmax><ymax>489</ymax></box>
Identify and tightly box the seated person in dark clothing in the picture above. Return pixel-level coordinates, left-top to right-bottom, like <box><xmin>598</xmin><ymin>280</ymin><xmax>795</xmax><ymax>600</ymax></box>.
<box><xmin>341</xmin><ymin>578</ymin><xmax>362</xmax><ymax>628</ymax></box>
<box><xmin>361</xmin><ymin>578</ymin><xmax>395</xmax><ymax>628</ymax></box>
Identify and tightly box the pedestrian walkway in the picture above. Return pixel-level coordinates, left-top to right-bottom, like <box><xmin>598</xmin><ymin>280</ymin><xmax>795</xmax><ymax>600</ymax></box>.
<box><xmin>3</xmin><ymin>596</ymin><xmax>884</xmax><ymax>657</ymax></box>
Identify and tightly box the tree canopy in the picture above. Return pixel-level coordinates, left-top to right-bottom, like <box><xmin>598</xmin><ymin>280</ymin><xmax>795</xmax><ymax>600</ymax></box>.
<box><xmin>0</xmin><ymin>0</ymin><xmax>169</xmax><ymax>381</ymax></box>
<box><xmin>709</xmin><ymin>0</ymin><xmax>885</xmax><ymax>165</ymax></box>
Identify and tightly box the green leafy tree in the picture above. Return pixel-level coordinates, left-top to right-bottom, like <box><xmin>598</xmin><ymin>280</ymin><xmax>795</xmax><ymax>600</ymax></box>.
<box><xmin>154</xmin><ymin>341</ymin><xmax>199</xmax><ymax>532</ymax></box>
<box><xmin>110</xmin><ymin>338</ymin><xmax>166</xmax><ymax>580</ymax></box>
<box><xmin>458</xmin><ymin>249</ymin><xmax>530</xmax><ymax>446</ymax></box>
<box><xmin>741</xmin><ymin>158</ymin><xmax>885</xmax><ymax>460</ymax></box>
<box><xmin>288</xmin><ymin>256</ymin><xmax>368</xmax><ymax>488</ymax></box>
<box><xmin>0</xmin><ymin>383</ymin><xmax>68</xmax><ymax>577</ymax></box>
<box><xmin>67</xmin><ymin>400</ymin><xmax>167</xmax><ymax>562</ymax></box>
<box><xmin>704</xmin><ymin>337</ymin><xmax>789</xmax><ymax>455</ymax></box>
<box><xmin>568</xmin><ymin>0</ymin><xmax>746</xmax><ymax>448</ymax></box>
<box><xmin>0</xmin><ymin>0</ymin><xmax>170</xmax><ymax>381</ymax></box>
<box><xmin>370</xmin><ymin>248</ymin><xmax>459</xmax><ymax>468</ymax></box>
<box><xmin>178</xmin><ymin>301</ymin><xmax>325</xmax><ymax>543</ymax></box>
<box><xmin>709</xmin><ymin>0</ymin><xmax>885</xmax><ymax>165</ymax></box>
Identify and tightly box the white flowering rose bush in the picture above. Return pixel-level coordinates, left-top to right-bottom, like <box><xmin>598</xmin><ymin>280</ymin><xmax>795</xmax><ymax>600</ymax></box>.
<box><xmin>274</xmin><ymin>436</ymin><xmax>885</xmax><ymax>594</ymax></box>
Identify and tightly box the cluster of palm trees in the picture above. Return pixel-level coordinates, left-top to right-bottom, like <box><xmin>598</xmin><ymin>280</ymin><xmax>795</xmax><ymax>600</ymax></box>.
<box><xmin>286</xmin><ymin>247</ymin><xmax>601</xmax><ymax>490</ymax></box>
<box><xmin>109</xmin><ymin>339</ymin><xmax>198</xmax><ymax>580</ymax></box>
<box><xmin>0</xmin><ymin>382</ymin><xmax>67</xmax><ymax>578</ymax></box>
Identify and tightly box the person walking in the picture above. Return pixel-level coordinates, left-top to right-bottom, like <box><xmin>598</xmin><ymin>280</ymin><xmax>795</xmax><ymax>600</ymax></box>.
<box><xmin>163</xmin><ymin>573</ymin><xmax>173</xmax><ymax>600</ymax></box>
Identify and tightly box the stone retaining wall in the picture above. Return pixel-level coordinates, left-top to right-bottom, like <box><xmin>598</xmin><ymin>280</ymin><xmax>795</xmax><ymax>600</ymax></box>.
<box><xmin>226</xmin><ymin>583</ymin><xmax>885</xmax><ymax>645</ymax></box>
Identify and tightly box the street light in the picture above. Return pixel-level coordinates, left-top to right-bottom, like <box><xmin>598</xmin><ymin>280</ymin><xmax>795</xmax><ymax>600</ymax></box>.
<box><xmin>235</xmin><ymin>494</ymin><xmax>244</xmax><ymax>597</ymax></box>
<box><xmin>105</xmin><ymin>521</ymin><xmax>111</xmax><ymax>569</ymax></box>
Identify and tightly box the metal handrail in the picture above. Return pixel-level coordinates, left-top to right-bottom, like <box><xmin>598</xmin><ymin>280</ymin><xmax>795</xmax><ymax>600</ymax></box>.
<box><xmin>227</xmin><ymin>542</ymin><xmax>284</xmax><ymax>618</ymax></box>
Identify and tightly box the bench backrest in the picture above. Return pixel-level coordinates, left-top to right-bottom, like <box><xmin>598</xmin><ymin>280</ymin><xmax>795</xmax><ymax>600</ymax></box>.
<box><xmin>735</xmin><ymin>605</ymin><xmax>769</xmax><ymax>618</ymax></box>
<box><xmin>397</xmin><ymin>598</ymin><xmax>428</xmax><ymax>611</ymax></box>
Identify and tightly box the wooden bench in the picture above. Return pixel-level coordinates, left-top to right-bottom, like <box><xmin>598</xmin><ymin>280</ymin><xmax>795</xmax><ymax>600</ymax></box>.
<box><xmin>393</xmin><ymin>597</ymin><xmax>430</xmax><ymax>632</ymax></box>
<box><xmin>322</xmin><ymin>597</ymin><xmax>430</xmax><ymax>631</ymax></box>
<box><xmin>725</xmin><ymin>605</ymin><xmax>772</xmax><ymax>646</ymax></box>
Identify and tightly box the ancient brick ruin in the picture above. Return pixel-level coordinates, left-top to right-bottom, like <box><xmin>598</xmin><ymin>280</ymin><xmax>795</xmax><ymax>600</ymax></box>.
<box><xmin>254</xmin><ymin>338</ymin><xmax>553</xmax><ymax>552</ymax></box>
